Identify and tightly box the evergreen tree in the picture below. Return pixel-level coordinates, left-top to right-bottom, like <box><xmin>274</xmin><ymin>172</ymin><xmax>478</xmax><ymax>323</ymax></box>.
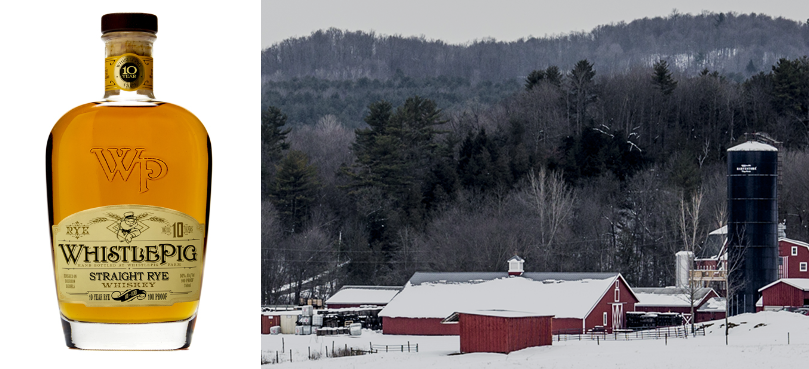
<box><xmin>525</xmin><ymin>69</ymin><xmax>546</xmax><ymax>90</ymax></box>
<box><xmin>745</xmin><ymin>59</ymin><xmax>758</xmax><ymax>75</ymax></box>
<box><xmin>270</xmin><ymin>150</ymin><xmax>320</xmax><ymax>234</ymax></box>
<box><xmin>569</xmin><ymin>59</ymin><xmax>597</xmax><ymax>134</ymax></box>
<box><xmin>262</xmin><ymin>106</ymin><xmax>291</xmax><ymax>199</ymax></box>
<box><xmin>771</xmin><ymin>57</ymin><xmax>809</xmax><ymax>118</ymax></box>
<box><xmin>544</xmin><ymin>66</ymin><xmax>563</xmax><ymax>87</ymax></box>
<box><xmin>261</xmin><ymin>106</ymin><xmax>291</xmax><ymax>163</ymax></box>
<box><xmin>652</xmin><ymin>60</ymin><xmax>678</xmax><ymax>95</ymax></box>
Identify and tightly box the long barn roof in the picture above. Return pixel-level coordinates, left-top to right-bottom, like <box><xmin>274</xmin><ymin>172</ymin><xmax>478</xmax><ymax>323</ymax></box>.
<box><xmin>380</xmin><ymin>272</ymin><xmax>634</xmax><ymax>320</ymax></box>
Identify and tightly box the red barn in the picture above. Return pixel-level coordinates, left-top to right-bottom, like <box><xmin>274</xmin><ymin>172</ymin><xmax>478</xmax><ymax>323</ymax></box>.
<box><xmin>693</xmin><ymin>228</ymin><xmax>809</xmax><ymax>290</ymax></box>
<box><xmin>442</xmin><ymin>310</ymin><xmax>552</xmax><ymax>354</ymax></box>
<box><xmin>634</xmin><ymin>287</ymin><xmax>719</xmax><ymax>323</ymax></box>
<box><xmin>778</xmin><ymin>239</ymin><xmax>809</xmax><ymax>279</ymax></box>
<box><xmin>758</xmin><ymin>279</ymin><xmax>809</xmax><ymax>310</ymax></box>
<box><xmin>380</xmin><ymin>271</ymin><xmax>638</xmax><ymax>335</ymax></box>
<box><xmin>324</xmin><ymin>285</ymin><xmax>402</xmax><ymax>309</ymax></box>
<box><xmin>696</xmin><ymin>297</ymin><xmax>726</xmax><ymax>322</ymax></box>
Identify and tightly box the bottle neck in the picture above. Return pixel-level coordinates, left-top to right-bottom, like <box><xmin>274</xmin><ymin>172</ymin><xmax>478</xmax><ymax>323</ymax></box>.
<box><xmin>102</xmin><ymin>31</ymin><xmax>156</xmax><ymax>103</ymax></box>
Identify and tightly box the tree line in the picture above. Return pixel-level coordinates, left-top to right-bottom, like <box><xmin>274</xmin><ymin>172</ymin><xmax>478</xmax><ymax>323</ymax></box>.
<box><xmin>262</xmin><ymin>11</ymin><xmax>809</xmax><ymax>83</ymax></box>
<box><xmin>261</xmin><ymin>55</ymin><xmax>809</xmax><ymax>305</ymax></box>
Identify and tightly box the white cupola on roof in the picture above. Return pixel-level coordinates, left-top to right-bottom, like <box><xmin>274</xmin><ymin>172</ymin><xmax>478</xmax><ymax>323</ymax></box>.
<box><xmin>507</xmin><ymin>255</ymin><xmax>524</xmax><ymax>276</ymax></box>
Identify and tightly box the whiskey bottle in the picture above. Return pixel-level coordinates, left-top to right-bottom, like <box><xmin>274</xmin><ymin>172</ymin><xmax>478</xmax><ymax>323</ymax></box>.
<box><xmin>46</xmin><ymin>13</ymin><xmax>211</xmax><ymax>350</ymax></box>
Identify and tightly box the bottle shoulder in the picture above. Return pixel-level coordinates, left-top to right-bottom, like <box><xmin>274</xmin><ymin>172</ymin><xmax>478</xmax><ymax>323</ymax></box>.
<box><xmin>51</xmin><ymin>101</ymin><xmax>207</xmax><ymax>137</ymax></box>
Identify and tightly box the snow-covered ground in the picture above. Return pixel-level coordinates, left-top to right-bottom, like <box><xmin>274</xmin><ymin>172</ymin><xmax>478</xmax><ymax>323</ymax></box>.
<box><xmin>261</xmin><ymin>311</ymin><xmax>809</xmax><ymax>368</ymax></box>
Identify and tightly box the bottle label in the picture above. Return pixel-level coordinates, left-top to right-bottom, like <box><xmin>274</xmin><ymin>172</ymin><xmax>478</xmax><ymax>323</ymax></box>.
<box><xmin>105</xmin><ymin>53</ymin><xmax>153</xmax><ymax>91</ymax></box>
<box><xmin>52</xmin><ymin>205</ymin><xmax>204</xmax><ymax>307</ymax></box>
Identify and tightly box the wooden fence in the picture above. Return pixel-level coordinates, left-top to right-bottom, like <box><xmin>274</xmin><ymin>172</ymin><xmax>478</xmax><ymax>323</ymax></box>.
<box><xmin>554</xmin><ymin>325</ymin><xmax>705</xmax><ymax>342</ymax></box>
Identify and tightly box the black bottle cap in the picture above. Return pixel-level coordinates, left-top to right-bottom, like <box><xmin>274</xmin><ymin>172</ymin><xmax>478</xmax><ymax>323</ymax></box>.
<box><xmin>101</xmin><ymin>13</ymin><xmax>157</xmax><ymax>34</ymax></box>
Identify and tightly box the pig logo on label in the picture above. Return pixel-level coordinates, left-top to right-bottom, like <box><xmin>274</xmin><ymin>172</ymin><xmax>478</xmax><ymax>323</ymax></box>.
<box><xmin>106</xmin><ymin>211</ymin><xmax>150</xmax><ymax>243</ymax></box>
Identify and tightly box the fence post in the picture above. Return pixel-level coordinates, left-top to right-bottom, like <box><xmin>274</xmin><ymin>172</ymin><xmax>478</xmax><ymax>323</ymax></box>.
<box><xmin>788</xmin><ymin>332</ymin><xmax>790</xmax><ymax>344</ymax></box>
<box><xmin>332</xmin><ymin>341</ymin><xmax>335</xmax><ymax>357</ymax></box>
<box><xmin>282</xmin><ymin>337</ymin><xmax>285</xmax><ymax>352</ymax></box>
<box><xmin>290</xmin><ymin>349</ymin><xmax>293</xmax><ymax>362</ymax></box>
<box><xmin>597</xmin><ymin>336</ymin><xmax>599</xmax><ymax>345</ymax></box>
<box><xmin>401</xmin><ymin>345</ymin><xmax>404</xmax><ymax>352</ymax></box>
<box><xmin>370</xmin><ymin>342</ymin><xmax>373</xmax><ymax>352</ymax></box>
<box><xmin>408</xmin><ymin>341</ymin><xmax>410</xmax><ymax>352</ymax></box>
<box><xmin>416</xmin><ymin>343</ymin><xmax>418</xmax><ymax>352</ymax></box>
<box><xmin>386</xmin><ymin>345</ymin><xmax>388</xmax><ymax>352</ymax></box>
<box><xmin>665</xmin><ymin>334</ymin><xmax>667</xmax><ymax>346</ymax></box>
<box><xmin>276</xmin><ymin>351</ymin><xmax>279</xmax><ymax>363</ymax></box>
<box><xmin>309</xmin><ymin>347</ymin><xmax>311</xmax><ymax>360</ymax></box>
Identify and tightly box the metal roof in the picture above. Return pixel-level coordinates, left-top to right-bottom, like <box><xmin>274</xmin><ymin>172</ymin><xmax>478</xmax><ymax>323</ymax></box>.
<box><xmin>633</xmin><ymin>287</ymin><xmax>715</xmax><ymax>307</ymax></box>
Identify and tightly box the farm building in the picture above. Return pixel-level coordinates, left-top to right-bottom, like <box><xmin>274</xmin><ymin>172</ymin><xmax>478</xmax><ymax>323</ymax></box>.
<box><xmin>633</xmin><ymin>287</ymin><xmax>720</xmax><ymax>323</ymax></box>
<box><xmin>692</xmin><ymin>226</ymin><xmax>809</xmax><ymax>292</ymax></box>
<box><xmin>777</xmin><ymin>238</ymin><xmax>809</xmax><ymax>278</ymax></box>
<box><xmin>442</xmin><ymin>310</ymin><xmax>553</xmax><ymax>354</ymax></box>
<box><xmin>261</xmin><ymin>310</ymin><xmax>300</xmax><ymax>334</ymax></box>
<box><xmin>324</xmin><ymin>285</ymin><xmax>403</xmax><ymax>309</ymax></box>
<box><xmin>758</xmin><ymin>279</ymin><xmax>809</xmax><ymax>310</ymax></box>
<box><xmin>696</xmin><ymin>297</ymin><xmax>726</xmax><ymax>322</ymax></box>
<box><xmin>379</xmin><ymin>271</ymin><xmax>638</xmax><ymax>335</ymax></box>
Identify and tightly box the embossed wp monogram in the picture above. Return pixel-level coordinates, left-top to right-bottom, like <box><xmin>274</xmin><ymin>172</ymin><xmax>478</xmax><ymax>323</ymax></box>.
<box><xmin>90</xmin><ymin>148</ymin><xmax>168</xmax><ymax>193</ymax></box>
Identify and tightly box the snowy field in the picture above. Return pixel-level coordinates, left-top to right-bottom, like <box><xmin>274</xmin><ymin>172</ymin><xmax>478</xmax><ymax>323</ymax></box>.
<box><xmin>261</xmin><ymin>311</ymin><xmax>809</xmax><ymax>368</ymax></box>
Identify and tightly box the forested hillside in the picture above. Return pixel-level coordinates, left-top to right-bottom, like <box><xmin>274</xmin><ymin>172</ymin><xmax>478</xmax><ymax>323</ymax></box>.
<box><xmin>262</xmin><ymin>12</ymin><xmax>809</xmax><ymax>82</ymax></box>
<box><xmin>261</xmin><ymin>12</ymin><xmax>809</xmax><ymax>306</ymax></box>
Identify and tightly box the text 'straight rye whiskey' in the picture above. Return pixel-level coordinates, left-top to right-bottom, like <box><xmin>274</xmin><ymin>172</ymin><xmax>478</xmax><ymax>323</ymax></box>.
<box><xmin>47</xmin><ymin>13</ymin><xmax>212</xmax><ymax>350</ymax></box>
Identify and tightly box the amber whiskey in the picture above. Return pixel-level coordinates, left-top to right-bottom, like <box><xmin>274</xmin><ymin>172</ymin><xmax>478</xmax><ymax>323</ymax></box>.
<box><xmin>47</xmin><ymin>13</ymin><xmax>211</xmax><ymax>350</ymax></box>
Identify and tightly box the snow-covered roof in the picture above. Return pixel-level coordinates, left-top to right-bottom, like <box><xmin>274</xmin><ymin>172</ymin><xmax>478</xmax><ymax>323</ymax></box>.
<box><xmin>442</xmin><ymin>309</ymin><xmax>553</xmax><ymax>323</ymax></box>
<box><xmin>325</xmin><ymin>285</ymin><xmax>402</xmax><ymax>305</ymax></box>
<box><xmin>697</xmin><ymin>297</ymin><xmax>726</xmax><ymax>312</ymax></box>
<box><xmin>709</xmin><ymin>226</ymin><xmax>727</xmax><ymax>236</ymax></box>
<box><xmin>758</xmin><ymin>278</ymin><xmax>809</xmax><ymax>292</ymax></box>
<box><xmin>507</xmin><ymin>255</ymin><xmax>525</xmax><ymax>262</ymax></box>
<box><xmin>727</xmin><ymin>141</ymin><xmax>777</xmax><ymax>152</ymax></box>
<box><xmin>780</xmin><ymin>238</ymin><xmax>809</xmax><ymax>249</ymax></box>
<box><xmin>407</xmin><ymin>272</ymin><xmax>617</xmax><ymax>286</ymax></box>
<box><xmin>634</xmin><ymin>287</ymin><xmax>715</xmax><ymax>307</ymax></box>
<box><xmin>380</xmin><ymin>273</ymin><xmax>628</xmax><ymax>319</ymax></box>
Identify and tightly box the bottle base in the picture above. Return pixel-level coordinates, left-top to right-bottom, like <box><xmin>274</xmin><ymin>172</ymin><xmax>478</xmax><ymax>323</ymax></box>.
<box><xmin>61</xmin><ymin>314</ymin><xmax>196</xmax><ymax>350</ymax></box>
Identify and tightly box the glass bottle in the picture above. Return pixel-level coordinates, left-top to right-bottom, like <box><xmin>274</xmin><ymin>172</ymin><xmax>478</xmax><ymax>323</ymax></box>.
<box><xmin>47</xmin><ymin>13</ymin><xmax>211</xmax><ymax>350</ymax></box>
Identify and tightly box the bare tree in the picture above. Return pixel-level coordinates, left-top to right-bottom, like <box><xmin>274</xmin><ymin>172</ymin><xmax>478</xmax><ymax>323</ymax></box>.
<box><xmin>677</xmin><ymin>187</ymin><xmax>704</xmax><ymax>334</ymax></box>
<box><xmin>522</xmin><ymin>168</ymin><xmax>576</xmax><ymax>270</ymax></box>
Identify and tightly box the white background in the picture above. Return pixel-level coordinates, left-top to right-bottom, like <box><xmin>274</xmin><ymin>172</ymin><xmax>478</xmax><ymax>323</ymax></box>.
<box><xmin>0</xmin><ymin>1</ymin><xmax>258</xmax><ymax>367</ymax></box>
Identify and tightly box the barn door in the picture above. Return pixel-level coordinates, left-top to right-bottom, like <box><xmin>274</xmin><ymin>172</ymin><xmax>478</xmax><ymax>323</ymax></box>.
<box><xmin>611</xmin><ymin>304</ymin><xmax>623</xmax><ymax>330</ymax></box>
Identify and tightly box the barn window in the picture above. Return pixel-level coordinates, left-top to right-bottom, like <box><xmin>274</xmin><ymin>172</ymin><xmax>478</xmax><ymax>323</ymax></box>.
<box><xmin>603</xmin><ymin>312</ymin><xmax>608</xmax><ymax>326</ymax></box>
<box><xmin>614</xmin><ymin>281</ymin><xmax>620</xmax><ymax>302</ymax></box>
<box><xmin>792</xmin><ymin>246</ymin><xmax>798</xmax><ymax>256</ymax></box>
<box><xmin>801</xmin><ymin>262</ymin><xmax>807</xmax><ymax>272</ymax></box>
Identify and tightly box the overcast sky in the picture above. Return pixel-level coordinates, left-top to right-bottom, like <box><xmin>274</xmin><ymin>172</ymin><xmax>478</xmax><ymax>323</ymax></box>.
<box><xmin>262</xmin><ymin>0</ymin><xmax>808</xmax><ymax>49</ymax></box>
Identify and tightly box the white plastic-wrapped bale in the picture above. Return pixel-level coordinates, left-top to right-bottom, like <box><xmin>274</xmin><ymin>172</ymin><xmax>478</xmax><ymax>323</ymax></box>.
<box><xmin>302</xmin><ymin>305</ymin><xmax>314</xmax><ymax>316</ymax></box>
<box><xmin>269</xmin><ymin>326</ymin><xmax>280</xmax><ymax>335</ymax></box>
<box><xmin>280</xmin><ymin>315</ymin><xmax>297</xmax><ymax>334</ymax></box>
<box><xmin>312</xmin><ymin>314</ymin><xmax>323</xmax><ymax>326</ymax></box>
<box><xmin>349</xmin><ymin>323</ymin><xmax>362</xmax><ymax>336</ymax></box>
